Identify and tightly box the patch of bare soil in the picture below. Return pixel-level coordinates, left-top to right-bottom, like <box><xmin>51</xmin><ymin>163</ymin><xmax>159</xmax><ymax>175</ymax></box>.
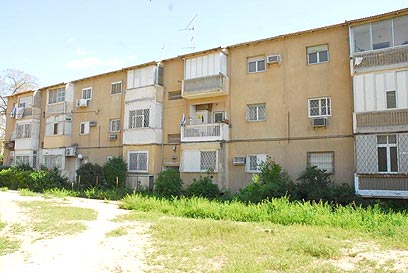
<box><xmin>0</xmin><ymin>191</ymin><xmax>151</xmax><ymax>273</ymax></box>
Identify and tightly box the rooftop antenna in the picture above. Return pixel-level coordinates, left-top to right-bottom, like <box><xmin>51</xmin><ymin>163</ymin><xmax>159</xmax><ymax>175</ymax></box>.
<box><xmin>179</xmin><ymin>14</ymin><xmax>197</xmax><ymax>52</ymax></box>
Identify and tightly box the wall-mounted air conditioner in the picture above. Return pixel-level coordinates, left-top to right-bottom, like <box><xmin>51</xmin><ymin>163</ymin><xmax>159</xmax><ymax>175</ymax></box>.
<box><xmin>312</xmin><ymin>117</ymin><xmax>327</xmax><ymax>128</ymax></box>
<box><xmin>109</xmin><ymin>134</ymin><xmax>118</xmax><ymax>141</ymax></box>
<box><xmin>233</xmin><ymin>157</ymin><xmax>246</xmax><ymax>165</ymax></box>
<box><xmin>65</xmin><ymin>147</ymin><xmax>77</xmax><ymax>157</ymax></box>
<box><xmin>89</xmin><ymin>121</ymin><xmax>97</xmax><ymax>127</ymax></box>
<box><xmin>266</xmin><ymin>54</ymin><xmax>281</xmax><ymax>64</ymax></box>
<box><xmin>76</xmin><ymin>99</ymin><xmax>88</xmax><ymax>107</ymax></box>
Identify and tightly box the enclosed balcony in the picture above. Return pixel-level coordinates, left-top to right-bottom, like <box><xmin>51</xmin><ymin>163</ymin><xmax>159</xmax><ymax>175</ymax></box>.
<box><xmin>355</xmin><ymin>174</ymin><xmax>408</xmax><ymax>198</ymax></box>
<box><xmin>181</xmin><ymin>123</ymin><xmax>229</xmax><ymax>142</ymax></box>
<box><xmin>22</xmin><ymin>107</ymin><xmax>41</xmax><ymax>120</ymax></box>
<box><xmin>182</xmin><ymin>74</ymin><xmax>229</xmax><ymax>99</ymax></box>
<box><xmin>354</xmin><ymin>109</ymin><xmax>408</xmax><ymax>133</ymax></box>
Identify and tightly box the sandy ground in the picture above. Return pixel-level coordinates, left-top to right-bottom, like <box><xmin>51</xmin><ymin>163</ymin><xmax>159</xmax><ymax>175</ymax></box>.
<box><xmin>0</xmin><ymin>191</ymin><xmax>151</xmax><ymax>273</ymax></box>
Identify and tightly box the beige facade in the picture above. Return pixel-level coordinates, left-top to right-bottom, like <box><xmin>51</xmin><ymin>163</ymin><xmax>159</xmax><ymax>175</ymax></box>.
<box><xmin>4</xmin><ymin>8</ymin><xmax>407</xmax><ymax>196</ymax></box>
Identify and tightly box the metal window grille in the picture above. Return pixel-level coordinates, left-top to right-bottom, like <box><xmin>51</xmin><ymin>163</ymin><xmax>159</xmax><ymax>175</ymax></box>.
<box><xmin>309</xmin><ymin>98</ymin><xmax>331</xmax><ymax>117</ymax></box>
<box><xmin>129</xmin><ymin>109</ymin><xmax>150</xmax><ymax>128</ymax></box>
<box><xmin>200</xmin><ymin>151</ymin><xmax>217</xmax><ymax>172</ymax></box>
<box><xmin>129</xmin><ymin>152</ymin><xmax>148</xmax><ymax>171</ymax></box>
<box><xmin>111</xmin><ymin>82</ymin><xmax>122</xmax><ymax>94</ymax></box>
<box><xmin>247</xmin><ymin>104</ymin><xmax>266</xmax><ymax>121</ymax></box>
<box><xmin>248</xmin><ymin>155</ymin><xmax>258</xmax><ymax>171</ymax></box>
<box><xmin>307</xmin><ymin>152</ymin><xmax>334</xmax><ymax>173</ymax></box>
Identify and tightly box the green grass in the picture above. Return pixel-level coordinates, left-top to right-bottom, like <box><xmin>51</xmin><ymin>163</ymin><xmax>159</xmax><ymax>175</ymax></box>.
<box><xmin>105</xmin><ymin>227</ymin><xmax>128</xmax><ymax>237</ymax></box>
<box><xmin>18</xmin><ymin>188</ymin><xmax>36</xmax><ymax>196</ymax></box>
<box><xmin>0</xmin><ymin>237</ymin><xmax>20</xmax><ymax>256</ymax></box>
<box><xmin>43</xmin><ymin>188</ymin><xmax>76</xmax><ymax>199</ymax></box>
<box><xmin>118</xmin><ymin>210</ymin><xmax>404</xmax><ymax>273</ymax></box>
<box><xmin>0</xmin><ymin>187</ymin><xmax>8</xmax><ymax>192</ymax></box>
<box><xmin>18</xmin><ymin>201</ymin><xmax>97</xmax><ymax>238</ymax></box>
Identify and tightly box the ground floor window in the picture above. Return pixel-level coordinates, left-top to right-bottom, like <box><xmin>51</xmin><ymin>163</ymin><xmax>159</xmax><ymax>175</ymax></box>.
<box><xmin>307</xmin><ymin>152</ymin><xmax>334</xmax><ymax>173</ymax></box>
<box><xmin>377</xmin><ymin>135</ymin><xmax>398</xmax><ymax>173</ymax></box>
<box><xmin>43</xmin><ymin>155</ymin><xmax>63</xmax><ymax>170</ymax></box>
<box><xmin>182</xmin><ymin>150</ymin><xmax>218</xmax><ymax>172</ymax></box>
<box><xmin>128</xmin><ymin>151</ymin><xmax>148</xmax><ymax>172</ymax></box>
<box><xmin>15</xmin><ymin>155</ymin><xmax>30</xmax><ymax>166</ymax></box>
<box><xmin>246</xmin><ymin>154</ymin><xmax>267</xmax><ymax>173</ymax></box>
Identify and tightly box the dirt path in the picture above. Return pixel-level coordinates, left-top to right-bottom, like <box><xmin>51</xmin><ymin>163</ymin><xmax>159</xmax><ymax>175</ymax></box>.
<box><xmin>0</xmin><ymin>191</ymin><xmax>151</xmax><ymax>273</ymax></box>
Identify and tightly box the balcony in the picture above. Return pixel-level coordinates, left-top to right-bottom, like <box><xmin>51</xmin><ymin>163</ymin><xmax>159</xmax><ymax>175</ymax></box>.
<box><xmin>46</xmin><ymin>101</ymin><xmax>66</xmax><ymax>115</ymax></box>
<box><xmin>354</xmin><ymin>109</ymin><xmax>408</xmax><ymax>133</ymax></box>
<box><xmin>355</xmin><ymin>174</ymin><xmax>408</xmax><ymax>198</ymax></box>
<box><xmin>352</xmin><ymin>45</ymin><xmax>408</xmax><ymax>73</ymax></box>
<box><xmin>182</xmin><ymin>74</ymin><xmax>229</xmax><ymax>99</ymax></box>
<box><xmin>181</xmin><ymin>123</ymin><xmax>229</xmax><ymax>142</ymax></box>
<box><xmin>22</xmin><ymin>107</ymin><xmax>41</xmax><ymax>120</ymax></box>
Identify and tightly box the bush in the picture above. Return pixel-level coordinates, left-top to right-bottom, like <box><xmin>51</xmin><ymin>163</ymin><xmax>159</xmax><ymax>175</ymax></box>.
<box><xmin>103</xmin><ymin>157</ymin><xmax>127</xmax><ymax>189</ymax></box>
<box><xmin>76</xmin><ymin>163</ymin><xmax>104</xmax><ymax>188</ymax></box>
<box><xmin>296</xmin><ymin>166</ymin><xmax>357</xmax><ymax>204</ymax></box>
<box><xmin>238</xmin><ymin>159</ymin><xmax>295</xmax><ymax>203</ymax></box>
<box><xmin>0</xmin><ymin>167</ymin><xmax>32</xmax><ymax>190</ymax></box>
<box><xmin>186</xmin><ymin>174</ymin><xmax>220</xmax><ymax>199</ymax></box>
<box><xmin>154</xmin><ymin>169</ymin><xmax>183</xmax><ymax>198</ymax></box>
<box><xmin>29</xmin><ymin>168</ymin><xmax>69</xmax><ymax>192</ymax></box>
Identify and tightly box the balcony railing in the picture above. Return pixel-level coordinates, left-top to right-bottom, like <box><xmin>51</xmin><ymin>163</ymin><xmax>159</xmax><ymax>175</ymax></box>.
<box><xmin>181</xmin><ymin>123</ymin><xmax>229</xmax><ymax>142</ymax></box>
<box><xmin>354</xmin><ymin>109</ymin><xmax>408</xmax><ymax>133</ymax></box>
<box><xmin>46</xmin><ymin>101</ymin><xmax>66</xmax><ymax>114</ymax></box>
<box><xmin>182</xmin><ymin>74</ymin><xmax>229</xmax><ymax>99</ymax></box>
<box><xmin>355</xmin><ymin>174</ymin><xmax>408</xmax><ymax>198</ymax></box>
<box><xmin>22</xmin><ymin>107</ymin><xmax>41</xmax><ymax>120</ymax></box>
<box><xmin>352</xmin><ymin>45</ymin><xmax>408</xmax><ymax>73</ymax></box>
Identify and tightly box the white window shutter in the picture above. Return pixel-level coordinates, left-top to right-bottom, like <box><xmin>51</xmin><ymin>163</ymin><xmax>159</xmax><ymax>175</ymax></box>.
<box><xmin>181</xmin><ymin>150</ymin><xmax>200</xmax><ymax>172</ymax></box>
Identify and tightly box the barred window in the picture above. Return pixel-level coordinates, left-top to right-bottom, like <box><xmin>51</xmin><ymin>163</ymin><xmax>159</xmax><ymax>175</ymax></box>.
<box><xmin>246</xmin><ymin>154</ymin><xmax>267</xmax><ymax>173</ymax></box>
<box><xmin>128</xmin><ymin>151</ymin><xmax>148</xmax><ymax>172</ymax></box>
<box><xmin>48</xmin><ymin>87</ymin><xmax>65</xmax><ymax>104</ymax></box>
<box><xmin>15</xmin><ymin>124</ymin><xmax>31</xmax><ymax>138</ymax></box>
<box><xmin>111</xmin><ymin>81</ymin><xmax>122</xmax><ymax>95</ymax></box>
<box><xmin>246</xmin><ymin>104</ymin><xmax>266</xmax><ymax>121</ymax></box>
<box><xmin>129</xmin><ymin>109</ymin><xmax>150</xmax><ymax>129</ymax></box>
<box><xmin>308</xmin><ymin>97</ymin><xmax>331</xmax><ymax>117</ymax></box>
<box><xmin>307</xmin><ymin>152</ymin><xmax>334</xmax><ymax>173</ymax></box>
<box><xmin>110</xmin><ymin>119</ymin><xmax>121</xmax><ymax>132</ymax></box>
<box><xmin>200</xmin><ymin>151</ymin><xmax>217</xmax><ymax>172</ymax></box>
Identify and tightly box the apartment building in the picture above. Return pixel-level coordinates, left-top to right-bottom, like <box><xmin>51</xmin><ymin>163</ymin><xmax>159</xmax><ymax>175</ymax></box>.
<box><xmin>350</xmin><ymin>10</ymin><xmax>408</xmax><ymax>198</ymax></box>
<box><xmin>3</xmin><ymin>8</ymin><xmax>408</xmax><ymax>197</ymax></box>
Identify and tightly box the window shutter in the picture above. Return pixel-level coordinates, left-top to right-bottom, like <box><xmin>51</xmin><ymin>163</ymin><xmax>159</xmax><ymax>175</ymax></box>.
<box><xmin>355</xmin><ymin>135</ymin><xmax>377</xmax><ymax>174</ymax></box>
<box><xmin>181</xmin><ymin>150</ymin><xmax>200</xmax><ymax>172</ymax></box>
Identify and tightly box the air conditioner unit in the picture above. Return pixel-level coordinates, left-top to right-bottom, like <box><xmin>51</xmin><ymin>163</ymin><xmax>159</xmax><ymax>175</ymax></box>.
<box><xmin>233</xmin><ymin>157</ymin><xmax>246</xmax><ymax>166</ymax></box>
<box><xmin>266</xmin><ymin>54</ymin><xmax>281</xmax><ymax>64</ymax></box>
<box><xmin>109</xmin><ymin>134</ymin><xmax>118</xmax><ymax>141</ymax></box>
<box><xmin>312</xmin><ymin>117</ymin><xmax>327</xmax><ymax>127</ymax></box>
<box><xmin>76</xmin><ymin>99</ymin><xmax>88</xmax><ymax>107</ymax></box>
<box><xmin>89</xmin><ymin>121</ymin><xmax>97</xmax><ymax>127</ymax></box>
<box><xmin>65</xmin><ymin>147</ymin><xmax>77</xmax><ymax>157</ymax></box>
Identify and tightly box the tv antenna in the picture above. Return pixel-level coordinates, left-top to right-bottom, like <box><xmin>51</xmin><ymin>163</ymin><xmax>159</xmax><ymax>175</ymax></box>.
<box><xmin>179</xmin><ymin>14</ymin><xmax>197</xmax><ymax>52</ymax></box>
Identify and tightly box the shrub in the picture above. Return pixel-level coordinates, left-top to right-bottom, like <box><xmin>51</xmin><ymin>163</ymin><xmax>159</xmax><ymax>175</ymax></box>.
<box><xmin>296</xmin><ymin>166</ymin><xmax>357</xmax><ymax>204</ymax></box>
<box><xmin>76</xmin><ymin>163</ymin><xmax>104</xmax><ymax>189</ymax></box>
<box><xmin>238</xmin><ymin>159</ymin><xmax>295</xmax><ymax>203</ymax></box>
<box><xmin>154</xmin><ymin>169</ymin><xmax>183</xmax><ymax>198</ymax></box>
<box><xmin>0</xmin><ymin>167</ymin><xmax>32</xmax><ymax>190</ymax></box>
<box><xmin>29</xmin><ymin>168</ymin><xmax>69</xmax><ymax>192</ymax></box>
<box><xmin>103</xmin><ymin>157</ymin><xmax>127</xmax><ymax>189</ymax></box>
<box><xmin>186</xmin><ymin>174</ymin><xmax>220</xmax><ymax>199</ymax></box>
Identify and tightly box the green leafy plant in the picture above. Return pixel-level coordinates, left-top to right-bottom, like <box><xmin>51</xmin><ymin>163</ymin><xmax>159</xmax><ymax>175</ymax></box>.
<box><xmin>76</xmin><ymin>162</ymin><xmax>104</xmax><ymax>189</ymax></box>
<box><xmin>154</xmin><ymin>169</ymin><xmax>183</xmax><ymax>198</ymax></box>
<box><xmin>103</xmin><ymin>157</ymin><xmax>127</xmax><ymax>189</ymax></box>
<box><xmin>186</xmin><ymin>174</ymin><xmax>220</xmax><ymax>199</ymax></box>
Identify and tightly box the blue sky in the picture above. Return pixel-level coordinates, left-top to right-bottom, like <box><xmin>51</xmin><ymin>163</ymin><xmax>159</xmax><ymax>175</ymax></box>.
<box><xmin>1</xmin><ymin>0</ymin><xmax>407</xmax><ymax>87</ymax></box>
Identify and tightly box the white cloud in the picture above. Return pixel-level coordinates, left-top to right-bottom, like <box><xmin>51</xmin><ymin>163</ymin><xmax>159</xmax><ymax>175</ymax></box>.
<box><xmin>76</xmin><ymin>48</ymin><xmax>87</xmax><ymax>55</ymax></box>
<box><xmin>65</xmin><ymin>56</ymin><xmax>124</xmax><ymax>70</ymax></box>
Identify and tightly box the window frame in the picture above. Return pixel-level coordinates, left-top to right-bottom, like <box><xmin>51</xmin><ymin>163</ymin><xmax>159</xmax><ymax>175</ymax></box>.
<box><xmin>109</xmin><ymin>119</ymin><xmax>121</xmax><ymax>132</ymax></box>
<box><xmin>245</xmin><ymin>154</ymin><xmax>267</xmax><ymax>173</ymax></box>
<box><xmin>377</xmin><ymin>135</ymin><xmax>398</xmax><ymax>173</ymax></box>
<box><xmin>129</xmin><ymin>109</ymin><xmax>150</xmax><ymax>129</ymax></box>
<box><xmin>168</xmin><ymin>90</ymin><xmax>182</xmax><ymax>101</ymax></box>
<box><xmin>247</xmin><ymin>56</ymin><xmax>266</xmax><ymax>73</ymax></box>
<box><xmin>307</xmin><ymin>151</ymin><xmax>335</xmax><ymax>174</ymax></box>
<box><xmin>15</xmin><ymin>123</ymin><xmax>31</xmax><ymax>138</ymax></box>
<box><xmin>110</xmin><ymin>81</ymin><xmax>122</xmax><ymax>95</ymax></box>
<box><xmin>48</xmin><ymin>87</ymin><xmax>65</xmax><ymax>104</ymax></box>
<box><xmin>246</xmin><ymin>103</ymin><xmax>266</xmax><ymax>122</ymax></box>
<box><xmin>80</xmin><ymin>122</ymin><xmax>90</xmax><ymax>135</ymax></box>
<box><xmin>128</xmin><ymin>151</ymin><xmax>149</xmax><ymax>173</ymax></box>
<box><xmin>307</xmin><ymin>44</ymin><xmax>329</xmax><ymax>65</ymax></box>
<box><xmin>308</xmin><ymin>97</ymin><xmax>331</xmax><ymax>118</ymax></box>
<box><xmin>82</xmin><ymin>87</ymin><xmax>92</xmax><ymax>101</ymax></box>
<box><xmin>386</xmin><ymin>90</ymin><xmax>397</xmax><ymax>109</ymax></box>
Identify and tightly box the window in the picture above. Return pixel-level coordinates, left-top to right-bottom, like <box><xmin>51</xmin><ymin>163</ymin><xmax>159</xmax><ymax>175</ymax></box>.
<box><xmin>129</xmin><ymin>109</ymin><xmax>150</xmax><ymax>129</ymax></box>
<box><xmin>53</xmin><ymin>123</ymin><xmax>59</xmax><ymax>135</ymax></box>
<box><xmin>182</xmin><ymin>150</ymin><xmax>218</xmax><ymax>172</ymax></box>
<box><xmin>307</xmin><ymin>152</ymin><xmax>334</xmax><ymax>173</ymax></box>
<box><xmin>386</xmin><ymin>91</ymin><xmax>396</xmax><ymax>109</ymax></box>
<box><xmin>214</xmin><ymin>112</ymin><xmax>225</xmax><ymax>123</ymax></box>
<box><xmin>377</xmin><ymin>135</ymin><xmax>398</xmax><ymax>173</ymax></box>
<box><xmin>32</xmin><ymin>151</ymin><xmax>37</xmax><ymax>169</ymax></box>
<box><xmin>128</xmin><ymin>151</ymin><xmax>148</xmax><ymax>172</ymax></box>
<box><xmin>15</xmin><ymin>155</ymin><xmax>30</xmax><ymax>166</ymax></box>
<box><xmin>48</xmin><ymin>87</ymin><xmax>65</xmax><ymax>104</ymax></box>
<box><xmin>246</xmin><ymin>104</ymin><xmax>266</xmax><ymax>121</ymax></box>
<box><xmin>80</xmin><ymin>122</ymin><xmax>90</xmax><ymax>135</ymax></box>
<box><xmin>246</xmin><ymin>154</ymin><xmax>267</xmax><ymax>173</ymax></box>
<box><xmin>248</xmin><ymin>56</ymin><xmax>266</xmax><ymax>73</ymax></box>
<box><xmin>15</xmin><ymin>124</ymin><xmax>31</xmax><ymax>138</ymax></box>
<box><xmin>351</xmin><ymin>15</ymin><xmax>408</xmax><ymax>53</ymax></box>
<box><xmin>168</xmin><ymin>134</ymin><xmax>181</xmax><ymax>143</ymax></box>
<box><xmin>307</xmin><ymin>44</ymin><xmax>329</xmax><ymax>64</ymax></box>
<box><xmin>82</xmin><ymin>87</ymin><xmax>92</xmax><ymax>100</ymax></box>
<box><xmin>110</xmin><ymin>119</ymin><xmax>120</xmax><ymax>132</ymax></box>
<box><xmin>111</xmin><ymin>81</ymin><xmax>122</xmax><ymax>95</ymax></box>
<box><xmin>154</xmin><ymin>66</ymin><xmax>164</xmax><ymax>86</ymax></box>
<box><xmin>44</xmin><ymin>155</ymin><xmax>62</xmax><ymax>169</ymax></box>
<box><xmin>308</xmin><ymin>97</ymin><xmax>331</xmax><ymax>117</ymax></box>
<box><xmin>168</xmin><ymin>90</ymin><xmax>182</xmax><ymax>100</ymax></box>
